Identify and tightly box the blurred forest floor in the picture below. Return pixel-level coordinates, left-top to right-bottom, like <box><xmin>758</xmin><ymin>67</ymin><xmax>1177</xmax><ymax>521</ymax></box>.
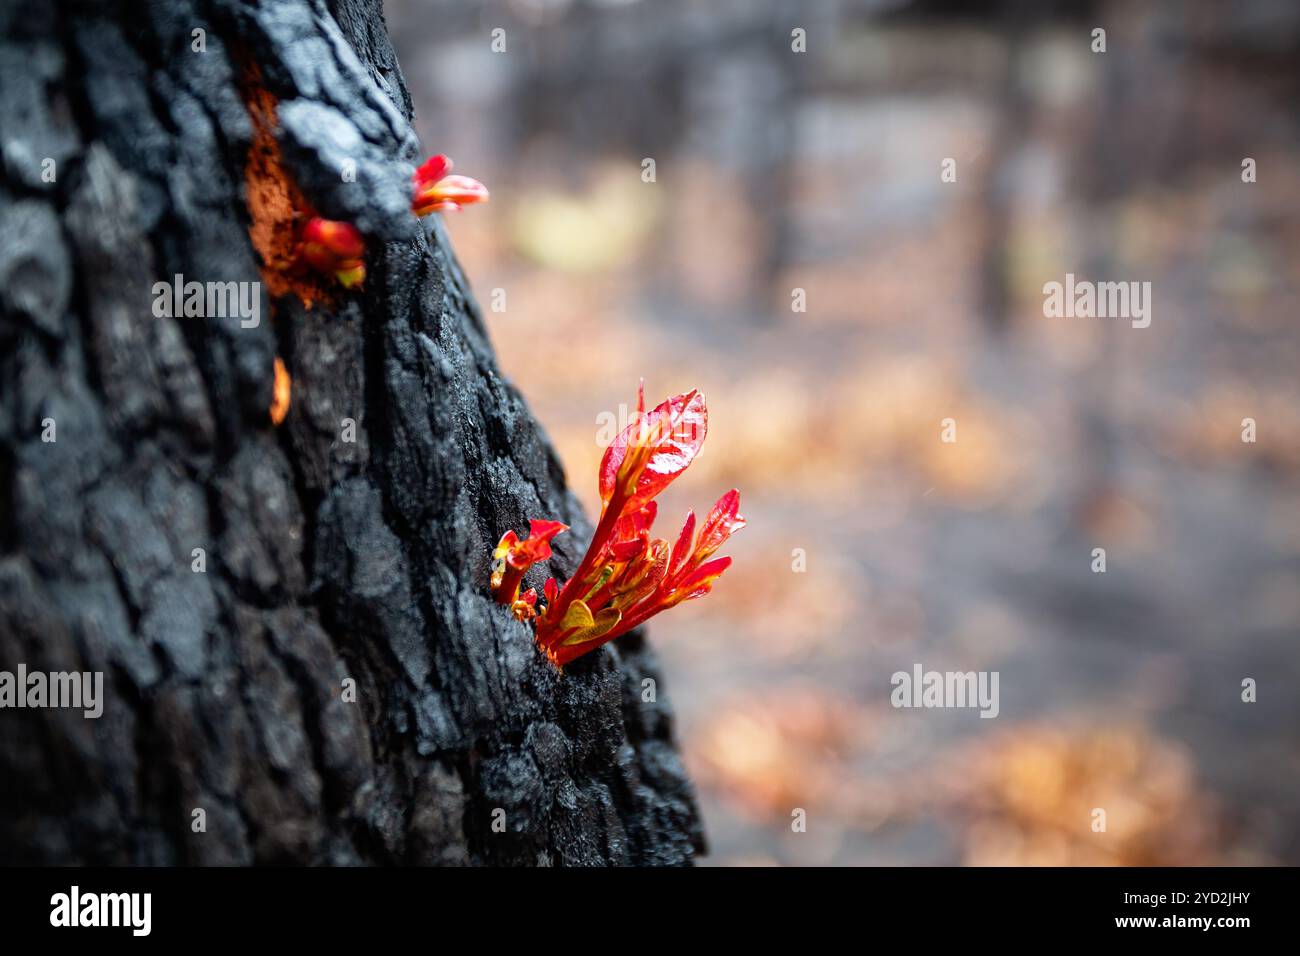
<box><xmin>391</xmin><ymin>0</ymin><xmax>1300</xmax><ymax>864</ymax></box>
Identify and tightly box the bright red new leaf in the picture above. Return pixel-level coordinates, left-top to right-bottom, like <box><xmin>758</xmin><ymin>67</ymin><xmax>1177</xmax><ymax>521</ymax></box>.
<box><xmin>598</xmin><ymin>384</ymin><xmax>707</xmax><ymax>511</ymax></box>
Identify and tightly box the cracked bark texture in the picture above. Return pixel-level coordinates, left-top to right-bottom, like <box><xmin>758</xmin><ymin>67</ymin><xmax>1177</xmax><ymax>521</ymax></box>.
<box><xmin>0</xmin><ymin>0</ymin><xmax>704</xmax><ymax>865</ymax></box>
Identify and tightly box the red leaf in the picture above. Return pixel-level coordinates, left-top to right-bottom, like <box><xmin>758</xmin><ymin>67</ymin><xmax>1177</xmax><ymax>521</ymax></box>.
<box><xmin>693</xmin><ymin>489</ymin><xmax>745</xmax><ymax>564</ymax></box>
<box><xmin>302</xmin><ymin>217</ymin><xmax>364</xmax><ymax>259</ymax></box>
<box><xmin>676</xmin><ymin>554</ymin><xmax>732</xmax><ymax>599</ymax></box>
<box><xmin>668</xmin><ymin>509</ymin><xmax>696</xmax><ymax>578</ymax></box>
<box><xmin>415</xmin><ymin>154</ymin><xmax>451</xmax><ymax>186</ymax></box>
<box><xmin>508</xmin><ymin>519</ymin><xmax>568</xmax><ymax>567</ymax></box>
<box><xmin>598</xmin><ymin>389</ymin><xmax>707</xmax><ymax>510</ymax></box>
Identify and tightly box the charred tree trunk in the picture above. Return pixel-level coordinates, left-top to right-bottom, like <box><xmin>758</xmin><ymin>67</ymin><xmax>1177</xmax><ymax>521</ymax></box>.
<box><xmin>0</xmin><ymin>0</ymin><xmax>703</xmax><ymax>865</ymax></box>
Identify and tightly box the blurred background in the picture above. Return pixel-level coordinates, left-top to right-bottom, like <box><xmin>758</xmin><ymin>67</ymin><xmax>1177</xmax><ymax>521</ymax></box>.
<box><xmin>388</xmin><ymin>0</ymin><xmax>1300</xmax><ymax>865</ymax></box>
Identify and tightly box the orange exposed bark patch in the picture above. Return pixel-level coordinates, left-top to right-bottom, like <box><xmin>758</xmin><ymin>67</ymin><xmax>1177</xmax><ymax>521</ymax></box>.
<box><xmin>270</xmin><ymin>356</ymin><xmax>292</xmax><ymax>425</ymax></box>
<box><xmin>239</xmin><ymin>62</ymin><xmax>332</xmax><ymax>309</ymax></box>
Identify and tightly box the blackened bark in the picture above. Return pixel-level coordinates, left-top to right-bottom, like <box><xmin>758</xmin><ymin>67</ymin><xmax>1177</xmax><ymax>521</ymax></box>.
<box><xmin>0</xmin><ymin>0</ymin><xmax>703</xmax><ymax>865</ymax></box>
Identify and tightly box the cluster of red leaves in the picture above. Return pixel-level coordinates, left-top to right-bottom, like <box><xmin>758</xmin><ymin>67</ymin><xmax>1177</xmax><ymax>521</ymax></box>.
<box><xmin>295</xmin><ymin>154</ymin><xmax>488</xmax><ymax>289</ymax></box>
<box><xmin>296</xmin><ymin>217</ymin><xmax>366</xmax><ymax>289</ymax></box>
<box><xmin>491</xmin><ymin>384</ymin><xmax>745</xmax><ymax>667</ymax></box>
<box><xmin>412</xmin><ymin>154</ymin><xmax>490</xmax><ymax>215</ymax></box>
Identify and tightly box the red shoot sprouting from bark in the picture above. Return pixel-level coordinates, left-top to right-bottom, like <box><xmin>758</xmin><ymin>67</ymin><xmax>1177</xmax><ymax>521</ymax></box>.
<box><xmin>295</xmin><ymin>216</ymin><xmax>366</xmax><ymax>288</ymax></box>
<box><xmin>490</xmin><ymin>383</ymin><xmax>744</xmax><ymax>667</ymax></box>
<box><xmin>412</xmin><ymin>154</ymin><xmax>489</xmax><ymax>216</ymax></box>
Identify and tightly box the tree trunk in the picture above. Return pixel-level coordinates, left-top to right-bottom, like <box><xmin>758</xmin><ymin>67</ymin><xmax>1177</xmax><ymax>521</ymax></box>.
<box><xmin>0</xmin><ymin>0</ymin><xmax>703</xmax><ymax>865</ymax></box>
